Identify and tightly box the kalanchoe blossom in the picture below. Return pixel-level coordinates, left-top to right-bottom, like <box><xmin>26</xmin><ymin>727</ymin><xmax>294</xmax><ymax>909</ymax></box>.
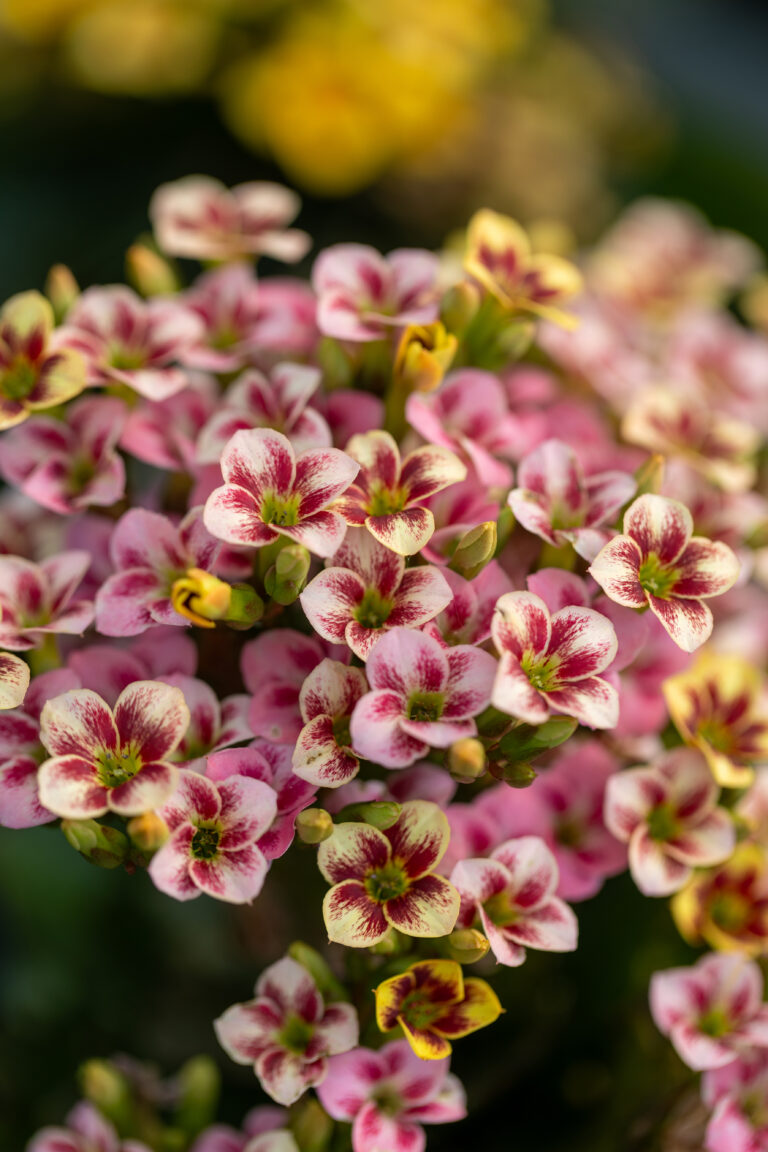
<box><xmin>0</xmin><ymin>652</ymin><xmax>30</xmax><ymax>710</ymax></box>
<box><xmin>604</xmin><ymin>749</ymin><xmax>736</xmax><ymax>897</ymax></box>
<box><xmin>317</xmin><ymin>1040</ymin><xmax>466</xmax><ymax>1152</ymax></box>
<box><xmin>349</xmin><ymin>628</ymin><xmax>496</xmax><ymax>769</ymax></box>
<box><xmin>300</xmin><ymin>528</ymin><xmax>453</xmax><ymax>660</ymax></box>
<box><xmin>490</xmin><ymin>590</ymin><xmax>619</xmax><ymax>729</ymax></box>
<box><xmin>37</xmin><ymin>681</ymin><xmax>189</xmax><ymax>818</ymax></box>
<box><xmin>0</xmin><ymin>552</ymin><xmax>95</xmax><ymax>650</ymax></box>
<box><xmin>702</xmin><ymin>1049</ymin><xmax>768</xmax><ymax>1152</ymax></box>
<box><xmin>120</xmin><ymin>373</ymin><xmax>216</xmax><ymax>472</ymax></box>
<box><xmin>336</xmin><ymin>431</ymin><xmax>467</xmax><ymax>556</ymax></box>
<box><xmin>95</xmin><ymin>507</ymin><xmax>220</xmax><ymax>637</ymax></box>
<box><xmin>318</xmin><ymin>800</ymin><xmax>461</xmax><ymax>947</ymax></box>
<box><xmin>150</xmin><ymin>176</ymin><xmax>311</xmax><ymax>263</ymax></box>
<box><xmin>292</xmin><ymin>659</ymin><xmax>367</xmax><ymax>788</ymax></box>
<box><xmin>28</xmin><ymin>1100</ymin><xmax>151</xmax><ymax>1152</ymax></box>
<box><xmin>508</xmin><ymin>439</ymin><xmax>636</xmax><ymax>561</ymax></box>
<box><xmin>0</xmin><ymin>396</ymin><xmax>127</xmax><ymax>514</ymax></box>
<box><xmin>451</xmin><ymin>836</ymin><xmax>578</xmax><ymax>967</ymax></box>
<box><xmin>423</xmin><ymin>563</ymin><xmax>512</xmax><ymax>647</ymax></box>
<box><xmin>215</xmin><ymin>955</ymin><xmax>359</xmax><ymax>1105</ymax></box>
<box><xmin>589</xmin><ymin>494</ymin><xmax>740</xmax><ymax>652</ymax></box>
<box><xmin>0</xmin><ymin>290</ymin><xmax>86</xmax><ymax>430</ymax></box>
<box><xmin>312</xmin><ymin>244</ymin><xmax>440</xmax><ymax>342</ymax></box>
<box><xmin>650</xmin><ymin>953</ymin><xmax>768</xmax><ymax>1070</ymax></box>
<box><xmin>182</xmin><ymin>263</ymin><xmax>263</xmax><ymax>372</ymax></box>
<box><xmin>204</xmin><ymin>428</ymin><xmax>358</xmax><ymax>558</ymax></box>
<box><xmin>241</xmin><ymin>630</ymin><xmax>328</xmax><ymax>744</ymax></box>
<box><xmin>671</xmin><ymin>843</ymin><xmax>768</xmax><ymax>955</ymax></box>
<box><xmin>58</xmin><ymin>285</ymin><xmax>204</xmax><ymax>400</ymax></box>
<box><xmin>161</xmin><ymin>674</ymin><xmax>252</xmax><ymax>774</ymax></box>
<box><xmin>149</xmin><ymin>769</ymin><xmax>277</xmax><ymax>903</ymax></box>
<box><xmin>189</xmin><ymin>1109</ymin><xmax>292</xmax><ymax>1152</ymax></box>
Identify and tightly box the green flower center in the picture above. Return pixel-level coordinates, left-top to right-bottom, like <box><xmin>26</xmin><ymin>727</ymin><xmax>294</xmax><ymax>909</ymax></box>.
<box><xmin>68</xmin><ymin>455</ymin><xmax>97</xmax><ymax>493</ymax></box>
<box><xmin>354</xmin><ymin>586</ymin><xmax>393</xmax><ymax>630</ymax></box>
<box><xmin>261</xmin><ymin>489</ymin><xmax>301</xmax><ymax>528</ymax></box>
<box><xmin>556</xmin><ymin>819</ymin><xmax>583</xmax><ymax>848</ymax></box>
<box><xmin>698</xmin><ymin>1007</ymin><xmax>732</xmax><ymax>1038</ymax></box>
<box><xmin>2</xmin><ymin>356</ymin><xmax>38</xmax><ymax>401</ymax></box>
<box><xmin>332</xmin><ymin>713</ymin><xmax>352</xmax><ymax>750</ymax></box>
<box><xmin>647</xmin><ymin>802</ymin><xmax>680</xmax><ymax>843</ymax></box>
<box><xmin>637</xmin><ymin>552</ymin><xmax>679</xmax><ymax>600</ymax></box>
<box><xmin>372</xmin><ymin>1087</ymin><xmax>403</xmax><ymax>1117</ymax></box>
<box><xmin>407</xmin><ymin>691</ymin><xmax>444</xmax><ymax>723</ymax></box>
<box><xmin>367</xmin><ymin>483</ymin><xmax>407</xmax><ymax>518</ymax></box>
<box><xmin>399</xmin><ymin>990</ymin><xmax>444</xmax><ymax>1030</ymax></box>
<box><xmin>278</xmin><ymin>1014</ymin><xmax>316</xmax><ymax>1054</ymax></box>
<box><xmin>365</xmin><ymin>861</ymin><xmax>409</xmax><ymax>903</ymax></box>
<box><xmin>190</xmin><ymin>824</ymin><xmax>222</xmax><ymax>860</ymax></box>
<box><xmin>483</xmin><ymin>889</ymin><xmax>518</xmax><ymax>928</ymax></box>
<box><xmin>710</xmin><ymin>891</ymin><xmax>751</xmax><ymax>933</ymax></box>
<box><xmin>520</xmin><ymin>651</ymin><xmax>560</xmax><ymax>692</ymax></box>
<box><xmin>109</xmin><ymin>346</ymin><xmax>147</xmax><ymax>371</ymax></box>
<box><xmin>95</xmin><ymin>745</ymin><xmax>143</xmax><ymax>788</ymax></box>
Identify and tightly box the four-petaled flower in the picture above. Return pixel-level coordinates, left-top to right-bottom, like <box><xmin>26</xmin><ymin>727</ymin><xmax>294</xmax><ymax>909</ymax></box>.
<box><xmin>149</xmin><ymin>770</ymin><xmax>277</xmax><ymax>904</ymax></box>
<box><xmin>671</xmin><ymin>843</ymin><xmax>768</xmax><ymax>955</ymax></box>
<box><xmin>490</xmin><ymin>590</ymin><xmax>619</xmax><ymax>729</ymax></box>
<box><xmin>318</xmin><ymin>800</ymin><xmax>461</xmax><ymax>948</ymax></box>
<box><xmin>650</xmin><ymin>953</ymin><xmax>768</xmax><ymax>1070</ymax></box>
<box><xmin>37</xmin><ymin>681</ymin><xmax>189</xmax><ymax>818</ymax></box>
<box><xmin>374</xmin><ymin>959</ymin><xmax>502</xmax><ymax>1060</ymax></box>
<box><xmin>28</xmin><ymin>1101</ymin><xmax>151</xmax><ymax>1152</ymax></box>
<box><xmin>215</xmin><ymin>955</ymin><xmax>359</xmax><ymax>1105</ymax></box>
<box><xmin>589</xmin><ymin>494</ymin><xmax>740</xmax><ymax>652</ymax></box>
<box><xmin>451</xmin><ymin>836</ymin><xmax>578</xmax><ymax>967</ymax></box>
<box><xmin>0</xmin><ymin>290</ymin><xmax>86</xmax><ymax>431</ymax></box>
<box><xmin>204</xmin><ymin>428</ymin><xmax>358</xmax><ymax>558</ymax></box>
<box><xmin>349</xmin><ymin>628</ymin><xmax>496</xmax><ymax>769</ymax></box>
<box><xmin>292</xmin><ymin>659</ymin><xmax>368</xmax><ymax>789</ymax></box>
<box><xmin>0</xmin><ymin>552</ymin><xmax>95</xmax><ymax>651</ymax></box>
<box><xmin>604</xmin><ymin>749</ymin><xmax>736</xmax><ymax>896</ymax></box>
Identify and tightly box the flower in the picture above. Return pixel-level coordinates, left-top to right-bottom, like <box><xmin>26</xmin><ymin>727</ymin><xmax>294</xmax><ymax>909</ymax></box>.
<box><xmin>28</xmin><ymin>1100</ymin><xmax>151</xmax><ymax>1152</ymax></box>
<box><xmin>317</xmin><ymin>800</ymin><xmax>460</xmax><ymax>947</ymax></box>
<box><xmin>663</xmin><ymin>653</ymin><xmax>768</xmax><ymax>789</ymax></box>
<box><xmin>300</xmin><ymin>528</ymin><xmax>453</xmax><ymax>660</ymax></box>
<box><xmin>450</xmin><ymin>836</ymin><xmax>578</xmax><ymax>966</ymax></box>
<box><xmin>150</xmin><ymin>176</ymin><xmax>311</xmax><ymax>263</ymax></box>
<box><xmin>336</xmin><ymin>431</ymin><xmax>467</xmax><ymax>556</ymax></box>
<box><xmin>0</xmin><ymin>652</ymin><xmax>30</xmax><ymax>710</ymax></box>
<box><xmin>490</xmin><ymin>590</ymin><xmax>619</xmax><ymax>729</ymax></box>
<box><xmin>161</xmin><ymin>674</ymin><xmax>252</xmax><ymax>773</ymax></box>
<box><xmin>37</xmin><ymin>680</ymin><xmax>189</xmax><ymax>818</ymax></box>
<box><xmin>120</xmin><ymin>373</ymin><xmax>216</xmax><ymax>472</ymax></box>
<box><xmin>349</xmin><ymin>628</ymin><xmax>495</xmax><ymax>769</ymax></box>
<box><xmin>464</xmin><ymin>209</ymin><xmax>582</xmax><ymax>325</ymax></box>
<box><xmin>672</xmin><ymin>843</ymin><xmax>768</xmax><ymax>955</ymax></box>
<box><xmin>589</xmin><ymin>493</ymin><xmax>740</xmax><ymax>652</ymax></box>
<box><xmin>0</xmin><ymin>552</ymin><xmax>95</xmax><ymax>651</ymax></box>
<box><xmin>181</xmin><ymin>263</ymin><xmax>262</xmax><ymax>373</ymax></box>
<box><xmin>215</xmin><ymin>955</ymin><xmax>359</xmax><ymax>1105</ymax></box>
<box><xmin>312</xmin><ymin>244</ymin><xmax>439</xmax><ymax>342</ymax></box>
<box><xmin>508</xmin><ymin>439</ymin><xmax>636</xmax><ymax>560</ymax></box>
<box><xmin>149</xmin><ymin>769</ymin><xmax>277</xmax><ymax>903</ymax></box>
<box><xmin>702</xmin><ymin>1049</ymin><xmax>768</xmax><ymax>1152</ymax></box>
<box><xmin>374</xmin><ymin>959</ymin><xmax>501</xmax><ymax>1060</ymax></box>
<box><xmin>189</xmin><ymin>1109</ymin><xmax>293</xmax><ymax>1152</ymax></box>
<box><xmin>241</xmin><ymin>629</ymin><xmax>327</xmax><ymax>745</ymax></box>
<box><xmin>292</xmin><ymin>659</ymin><xmax>368</xmax><ymax>789</ymax></box>
<box><xmin>203</xmin><ymin>428</ymin><xmax>358</xmax><ymax>558</ymax></box>
<box><xmin>317</xmin><ymin>1039</ymin><xmax>466</xmax><ymax>1152</ymax></box>
<box><xmin>650</xmin><ymin>952</ymin><xmax>768</xmax><ymax>1070</ymax></box>
<box><xmin>604</xmin><ymin>749</ymin><xmax>736</xmax><ymax>896</ymax></box>
<box><xmin>0</xmin><ymin>290</ymin><xmax>86</xmax><ymax>430</ymax></box>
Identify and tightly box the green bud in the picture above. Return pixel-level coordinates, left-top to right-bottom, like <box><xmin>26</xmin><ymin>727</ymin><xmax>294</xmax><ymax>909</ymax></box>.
<box><xmin>79</xmin><ymin>1059</ymin><xmax>132</xmax><ymax>1130</ymax></box>
<box><xmin>45</xmin><ymin>263</ymin><xmax>80</xmax><ymax>322</ymax></box>
<box><xmin>440</xmin><ymin>281</ymin><xmax>481</xmax><ymax>334</ymax></box>
<box><xmin>633</xmin><ymin>453</ymin><xmax>665</xmax><ymax>499</ymax></box>
<box><xmin>449</xmin><ymin>521</ymin><xmax>497</xmax><ymax>580</ymax></box>
<box><xmin>62</xmin><ymin>819</ymin><xmax>129</xmax><ymax>869</ymax></box>
<box><xmin>226</xmin><ymin>584</ymin><xmax>265</xmax><ymax>627</ymax></box>
<box><xmin>289</xmin><ymin>941</ymin><xmax>349</xmax><ymax>1003</ymax></box>
<box><xmin>446</xmin><ymin>928</ymin><xmax>491</xmax><ymax>964</ymax></box>
<box><xmin>369</xmin><ymin>930</ymin><xmax>399</xmax><ymax>955</ymax></box>
<box><xmin>291</xmin><ymin>1097</ymin><xmax>334</xmax><ymax>1152</ymax></box>
<box><xmin>489</xmin><ymin>760</ymin><xmax>538</xmax><ymax>788</ymax></box>
<box><xmin>336</xmin><ymin>801</ymin><xmax>401</xmax><ymax>830</ymax></box>
<box><xmin>296</xmin><ymin>808</ymin><xmax>334</xmax><ymax>844</ymax></box>
<box><xmin>448</xmin><ymin>737</ymin><xmax>486</xmax><ymax>782</ymax></box>
<box><xmin>495</xmin><ymin>316</ymin><xmax>535</xmax><ymax>360</ymax></box>
<box><xmin>495</xmin><ymin>505</ymin><xmax>516</xmax><ymax>553</ymax></box>
<box><xmin>126</xmin><ymin>243</ymin><xmax>180</xmax><ymax>297</ymax></box>
<box><xmin>265</xmin><ymin>544</ymin><xmax>311</xmax><ymax>606</ymax></box>
<box><xmin>174</xmin><ymin>1056</ymin><xmax>220</xmax><ymax>1139</ymax></box>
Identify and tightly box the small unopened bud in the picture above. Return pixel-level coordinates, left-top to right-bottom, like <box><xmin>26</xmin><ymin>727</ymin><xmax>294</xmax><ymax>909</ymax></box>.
<box><xmin>448</xmin><ymin>737</ymin><xmax>486</xmax><ymax>782</ymax></box>
<box><xmin>440</xmin><ymin>280</ymin><xmax>481</xmax><ymax>333</ymax></box>
<box><xmin>45</xmin><ymin>263</ymin><xmax>80</xmax><ymax>321</ymax></box>
<box><xmin>225</xmin><ymin>584</ymin><xmax>265</xmax><ymax>628</ymax></box>
<box><xmin>447</xmin><ymin>928</ymin><xmax>491</xmax><ymax>964</ymax></box>
<box><xmin>634</xmin><ymin>453</ymin><xmax>665</xmax><ymax>498</ymax></box>
<box><xmin>127</xmin><ymin>812</ymin><xmax>169</xmax><ymax>853</ymax></box>
<box><xmin>126</xmin><ymin>243</ymin><xmax>180</xmax><ymax>297</ymax></box>
<box><xmin>265</xmin><ymin>544</ymin><xmax>311</xmax><ymax>606</ymax></box>
<box><xmin>80</xmin><ymin>1060</ymin><xmax>132</xmax><ymax>1129</ymax></box>
<box><xmin>394</xmin><ymin>322</ymin><xmax>457</xmax><ymax>394</ymax></box>
<box><xmin>171</xmin><ymin>568</ymin><xmax>232</xmax><ymax>628</ymax></box>
<box><xmin>62</xmin><ymin>819</ymin><xmax>128</xmax><ymax>869</ymax></box>
<box><xmin>490</xmin><ymin>760</ymin><xmax>538</xmax><ymax>788</ymax></box>
<box><xmin>291</xmin><ymin>1097</ymin><xmax>334</xmax><ymax>1152</ymax></box>
<box><xmin>337</xmin><ymin>801</ymin><xmax>401</xmax><ymax>830</ymax></box>
<box><xmin>175</xmin><ymin>1056</ymin><xmax>220</xmax><ymax>1138</ymax></box>
<box><xmin>296</xmin><ymin>808</ymin><xmax>334</xmax><ymax>844</ymax></box>
<box><xmin>450</xmin><ymin>521</ymin><xmax>497</xmax><ymax>580</ymax></box>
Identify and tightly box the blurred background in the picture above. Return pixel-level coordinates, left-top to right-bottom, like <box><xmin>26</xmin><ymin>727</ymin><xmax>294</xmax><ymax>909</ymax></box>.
<box><xmin>0</xmin><ymin>0</ymin><xmax>765</xmax><ymax>1147</ymax></box>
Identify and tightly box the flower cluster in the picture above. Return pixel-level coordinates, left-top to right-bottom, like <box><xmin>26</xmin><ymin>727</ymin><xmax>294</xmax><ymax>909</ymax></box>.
<box><xmin>16</xmin><ymin>182</ymin><xmax>768</xmax><ymax>1152</ymax></box>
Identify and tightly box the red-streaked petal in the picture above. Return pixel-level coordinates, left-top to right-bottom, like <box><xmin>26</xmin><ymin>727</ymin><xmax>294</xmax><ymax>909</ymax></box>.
<box><xmin>491</xmin><ymin>591</ymin><xmax>551</xmax><ymax>659</ymax></box>
<box><xmin>39</xmin><ymin>688</ymin><xmax>118</xmax><ymax>758</ymax></box>
<box><xmin>37</xmin><ymin>754</ymin><xmax>107</xmax><ymax>818</ymax></box>
<box><xmin>548</xmin><ymin>605</ymin><xmax>618</xmax><ymax>682</ymax></box>
<box><xmin>317</xmin><ymin>821</ymin><xmax>391</xmax><ymax>884</ymax></box>
<box><xmin>365</xmin><ymin>508</ymin><xmax>434</xmax><ymax>556</ymax></box>
<box><xmin>542</xmin><ymin>676</ymin><xmax>619</xmax><ymax>729</ymax></box>
<box><xmin>624</xmin><ymin>494</ymin><xmax>692</xmax><ymax>564</ymax></box>
<box><xmin>384</xmin><ymin>874</ymin><xmax>461</xmax><ymax>938</ymax></box>
<box><xmin>114</xmin><ymin>680</ymin><xmax>190</xmax><ymax>761</ymax></box>
<box><xmin>385</xmin><ymin>800</ymin><xmax>451</xmax><ymax>878</ymax></box>
<box><xmin>588</xmin><ymin>536</ymin><xmax>646</xmax><ymax>607</ymax></box>
<box><xmin>323</xmin><ymin>879</ymin><xmax>390</xmax><ymax>946</ymax></box>
<box><xmin>673</xmin><ymin>538</ymin><xmax>740</xmax><ymax>599</ymax></box>
<box><xmin>108</xmin><ymin>760</ymin><xmax>178</xmax><ymax>816</ymax></box>
<box><xmin>647</xmin><ymin>595</ymin><xmax>713</xmax><ymax>652</ymax></box>
<box><xmin>400</xmin><ymin>445</ymin><xmax>467</xmax><ymax>503</ymax></box>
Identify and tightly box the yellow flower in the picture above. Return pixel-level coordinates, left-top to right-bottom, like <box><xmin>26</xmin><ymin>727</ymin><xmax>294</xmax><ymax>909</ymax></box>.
<box><xmin>170</xmin><ymin>568</ymin><xmax>232</xmax><ymax>629</ymax></box>
<box><xmin>394</xmin><ymin>323</ymin><xmax>457</xmax><ymax>395</ymax></box>
<box><xmin>0</xmin><ymin>291</ymin><xmax>86</xmax><ymax>430</ymax></box>
<box><xmin>671</xmin><ymin>843</ymin><xmax>768</xmax><ymax>955</ymax></box>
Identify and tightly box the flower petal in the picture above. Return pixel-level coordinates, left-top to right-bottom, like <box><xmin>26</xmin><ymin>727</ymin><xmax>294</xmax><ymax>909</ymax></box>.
<box><xmin>114</xmin><ymin>680</ymin><xmax>190</xmax><ymax>761</ymax></box>
<box><xmin>317</xmin><ymin>821</ymin><xmax>391</xmax><ymax>884</ymax></box>
<box><xmin>384</xmin><ymin>874</ymin><xmax>460</xmax><ymax>938</ymax></box>
<box><xmin>323</xmin><ymin>879</ymin><xmax>390</xmax><ymax>947</ymax></box>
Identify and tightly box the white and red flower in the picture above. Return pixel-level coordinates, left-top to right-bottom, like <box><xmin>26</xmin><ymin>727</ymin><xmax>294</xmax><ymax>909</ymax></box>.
<box><xmin>292</xmin><ymin>659</ymin><xmax>367</xmax><ymax>789</ymax></box>
<box><xmin>161</xmin><ymin>674</ymin><xmax>252</xmax><ymax>774</ymax></box>
<box><xmin>28</xmin><ymin>1101</ymin><xmax>151</xmax><ymax>1152</ymax></box>
<box><xmin>241</xmin><ymin>629</ymin><xmax>328</xmax><ymax>745</ymax></box>
<box><xmin>0</xmin><ymin>290</ymin><xmax>87</xmax><ymax>430</ymax></box>
<box><xmin>0</xmin><ymin>552</ymin><xmax>94</xmax><ymax>651</ymax></box>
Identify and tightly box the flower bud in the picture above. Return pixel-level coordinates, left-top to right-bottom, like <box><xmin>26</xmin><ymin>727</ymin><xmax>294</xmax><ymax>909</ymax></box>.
<box><xmin>79</xmin><ymin>1060</ymin><xmax>132</xmax><ymax>1129</ymax></box>
<box><xmin>127</xmin><ymin>812</ymin><xmax>169</xmax><ymax>853</ymax></box>
<box><xmin>62</xmin><ymin>819</ymin><xmax>129</xmax><ymax>869</ymax></box>
<box><xmin>171</xmin><ymin>568</ymin><xmax>232</xmax><ymax>628</ymax></box>
<box><xmin>291</xmin><ymin>1097</ymin><xmax>334</xmax><ymax>1152</ymax></box>
<box><xmin>369</xmin><ymin>929</ymin><xmax>399</xmax><ymax>955</ymax></box>
<box><xmin>226</xmin><ymin>584</ymin><xmax>265</xmax><ymax>628</ymax></box>
<box><xmin>447</xmin><ymin>928</ymin><xmax>491</xmax><ymax>964</ymax></box>
<box><xmin>296</xmin><ymin>808</ymin><xmax>334</xmax><ymax>845</ymax></box>
<box><xmin>264</xmin><ymin>544</ymin><xmax>311</xmax><ymax>606</ymax></box>
<box><xmin>394</xmin><ymin>322</ymin><xmax>457</xmax><ymax>394</ymax></box>
<box><xmin>440</xmin><ymin>280</ymin><xmax>481</xmax><ymax>333</ymax></box>
<box><xmin>490</xmin><ymin>760</ymin><xmax>538</xmax><ymax>788</ymax></box>
<box><xmin>450</xmin><ymin>521</ymin><xmax>497</xmax><ymax>580</ymax></box>
<box><xmin>174</xmin><ymin>1056</ymin><xmax>220</xmax><ymax>1138</ymax></box>
<box><xmin>448</xmin><ymin>737</ymin><xmax>486</xmax><ymax>783</ymax></box>
<box><xmin>337</xmin><ymin>801</ymin><xmax>402</xmax><ymax>830</ymax></box>
<box><xmin>126</xmin><ymin>243</ymin><xmax>180</xmax><ymax>297</ymax></box>
<box><xmin>45</xmin><ymin>263</ymin><xmax>80</xmax><ymax>321</ymax></box>
<box><xmin>634</xmin><ymin>453</ymin><xmax>665</xmax><ymax>498</ymax></box>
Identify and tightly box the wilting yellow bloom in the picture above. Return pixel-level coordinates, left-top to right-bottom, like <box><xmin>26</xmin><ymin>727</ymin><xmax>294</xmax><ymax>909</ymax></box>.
<box><xmin>672</xmin><ymin>843</ymin><xmax>768</xmax><ymax>955</ymax></box>
<box><xmin>171</xmin><ymin>568</ymin><xmax>232</xmax><ymax>628</ymax></box>
<box><xmin>394</xmin><ymin>323</ymin><xmax>457</xmax><ymax>394</ymax></box>
<box><xmin>664</xmin><ymin>653</ymin><xmax>768</xmax><ymax>789</ymax></box>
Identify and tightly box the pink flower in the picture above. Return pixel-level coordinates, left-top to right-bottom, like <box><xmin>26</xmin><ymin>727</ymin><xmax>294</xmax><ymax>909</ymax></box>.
<box><xmin>182</xmin><ymin>262</ymin><xmax>262</xmax><ymax>373</ymax></box>
<box><xmin>604</xmin><ymin>749</ymin><xmax>735</xmax><ymax>896</ymax></box>
<box><xmin>423</xmin><ymin>563</ymin><xmax>512</xmax><ymax>647</ymax></box>
<box><xmin>508</xmin><ymin>439</ymin><xmax>636</xmax><ymax>560</ymax></box>
<box><xmin>0</xmin><ymin>552</ymin><xmax>94</xmax><ymax>650</ymax></box>
<box><xmin>120</xmin><ymin>373</ymin><xmax>216</xmax><ymax>472</ymax></box>
<box><xmin>335</xmin><ymin>431</ymin><xmax>466</xmax><ymax>556</ymax></box>
<box><xmin>703</xmin><ymin>1050</ymin><xmax>768</xmax><ymax>1152</ymax></box>
<box><xmin>37</xmin><ymin>680</ymin><xmax>189</xmax><ymax>818</ymax></box>
<box><xmin>0</xmin><ymin>396</ymin><xmax>126</xmax><ymax>514</ymax></box>
<box><xmin>589</xmin><ymin>494</ymin><xmax>740</xmax><ymax>652</ymax></box>
<box><xmin>189</xmin><ymin>1109</ymin><xmax>291</xmax><ymax>1152</ymax></box>
<box><xmin>28</xmin><ymin>1100</ymin><xmax>150</xmax><ymax>1152</ymax></box>
<box><xmin>318</xmin><ymin>800</ymin><xmax>460</xmax><ymax>947</ymax></box>
<box><xmin>203</xmin><ymin>428</ymin><xmax>358</xmax><ymax>558</ymax></box>
<box><xmin>301</xmin><ymin>528</ymin><xmax>452</xmax><ymax>660</ymax></box>
<box><xmin>292</xmin><ymin>659</ymin><xmax>367</xmax><ymax>788</ymax></box>
<box><xmin>95</xmin><ymin>507</ymin><xmax>220</xmax><ymax>637</ymax></box>
<box><xmin>66</xmin><ymin>630</ymin><xmax>197</xmax><ymax>705</ymax></box>
<box><xmin>650</xmin><ymin>952</ymin><xmax>768</xmax><ymax>1070</ymax></box>
<box><xmin>406</xmin><ymin>370</ymin><xmax>524</xmax><ymax>488</ymax></box>
<box><xmin>312</xmin><ymin>244</ymin><xmax>439</xmax><ymax>342</ymax></box>
<box><xmin>317</xmin><ymin>1039</ymin><xmax>466</xmax><ymax>1152</ymax></box>
<box><xmin>490</xmin><ymin>590</ymin><xmax>619</xmax><ymax>729</ymax></box>
<box><xmin>215</xmin><ymin>955</ymin><xmax>359</xmax><ymax>1105</ymax></box>
<box><xmin>58</xmin><ymin>286</ymin><xmax>203</xmax><ymax>400</ymax></box>
<box><xmin>161</xmin><ymin>674</ymin><xmax>252</xmax><ymax>773</ymax></box>
<box><xmin>196</xmin><ymin>364</ymin><xmax>330</xmax><ymax>464</ymax></box>
<box><xmin>419</xmin><ymin>475</ymin><xmax>500</xmax><ymax>564</ymax></box>
<box><xmin>451</xmin><ymin>836</ymin><xmax>578</xmax><ymax>966</ymax></box>
<box><xmin>150</xmin><ymin>176</ymin><xmax>311</xmax><ymax>263</ymax></box>
<box><xmin>247</xmin><ymin>278</ymin><xmax>319</xmax><ymax>368</ymax></box>
<box><xmin>0</xmin><ymin>652</ymin><xmax>30</xmax><ymax>710</ymax></box>
<box><xmin>349</xmin><ymin>628</ymin><xmax>495</xmax><ymax>769</ymax></box>
<box><xmin>241</xmin><ymin>630</ymin><xmax>328</xmax><ymax>744</ymax></box>
<box><xmin>149</xmin><ymin>769</ymin><xmax>277</xmax><ymax>903</ymax></box>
